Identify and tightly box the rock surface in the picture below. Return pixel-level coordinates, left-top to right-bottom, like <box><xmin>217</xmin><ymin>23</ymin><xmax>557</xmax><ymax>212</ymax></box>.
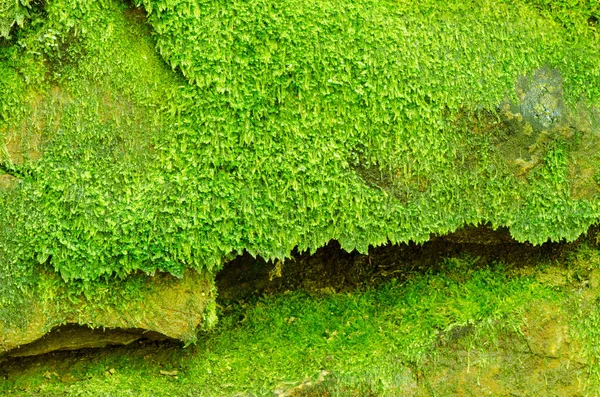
<box><xmin>6</xmin><ymin>326</ymin><xmax>155</xmax><ymax>358</ymax></box>
<box><xmin>0</xmin><ymin>269</ymin><xmax>214</xmax><ymax>356</ymax></box>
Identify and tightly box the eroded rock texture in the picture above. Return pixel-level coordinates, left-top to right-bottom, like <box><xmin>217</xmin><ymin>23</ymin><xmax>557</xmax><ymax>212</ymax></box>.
<box><xmin>1</xmin><ymin>269</ymin><xmax>215</xmax><ymax>356</ymax></box>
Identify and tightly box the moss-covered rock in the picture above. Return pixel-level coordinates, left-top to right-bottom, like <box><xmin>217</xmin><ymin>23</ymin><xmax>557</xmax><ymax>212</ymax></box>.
<box><xmin>1</xmin><ymin>268</ymin><xmax>215</xmax><ymax>355</ymax></box>
<box><xmin>0</xmin><ymin>0</ymin><xmax>599</xmax><ymax>347</ymax></box>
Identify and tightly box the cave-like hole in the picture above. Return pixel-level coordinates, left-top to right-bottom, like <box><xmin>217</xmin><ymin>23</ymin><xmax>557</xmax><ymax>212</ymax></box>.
<box><xmin>6</xmin><ymin>324</ymin><xmax>172</xmax><ymax>358</ymax></box>
<box><xmin>215</xmin><ymin>225</ymin><xmax>567</xmax><ymax>304</ymax></box>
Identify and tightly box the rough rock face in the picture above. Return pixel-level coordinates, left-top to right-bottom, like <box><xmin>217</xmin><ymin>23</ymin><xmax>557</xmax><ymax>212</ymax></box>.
<box><xmin>1</xmin><ymin>269</ymin><xmax>215</xmax><ymax>356</ymax></box>
<box><xmin>6</xmin><ymin>326</ymin><xmax>156</xmax><ymax>358</ymax></box>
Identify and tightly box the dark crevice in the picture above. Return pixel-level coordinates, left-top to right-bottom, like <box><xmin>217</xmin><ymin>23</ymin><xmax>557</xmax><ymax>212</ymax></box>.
<box><xmin>216</xmin><ymin>225</ymin><xmax>571</xmax><ymax>305</ymax></box>
<box><xmin>4</xmin><ymin>324</ymin><xmax>173</xmax><ymax>359</ymax></box>
<box><xmin>0</xmin><ymin>336</ymin><xmax>181</xmax><ymax>381</ymax></box>
<box><xmin>0</xmin><ymin>225</ymin><xmax>587</xmax><ymax>361</ymax></box>
<box><xmin>0</xmin><ymin>161</ymin><xmax>32</xmax><ymax>179</ymax></box>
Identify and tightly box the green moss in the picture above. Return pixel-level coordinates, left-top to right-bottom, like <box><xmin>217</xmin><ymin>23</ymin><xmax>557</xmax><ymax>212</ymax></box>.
<box><xmin>0</xmin><ymin>0</ymin><xmax>31</xmax><ymax>39</ymax></box>
<box><xmin>5</xmin><ymin>251</ymin><xmax>600</xmax><ymax>395</ymax></box>
<box><xmin>1</xmin><ymin>0</ymin><xmax>600</xmax><ymax>335</ymax></box>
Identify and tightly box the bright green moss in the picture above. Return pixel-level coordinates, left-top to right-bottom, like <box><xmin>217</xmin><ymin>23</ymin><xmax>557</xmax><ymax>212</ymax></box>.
<box><xmin>0</xmin><ymin>0</ymin><xmax>599</xmax><ymax>315</ymax></box>
<box><xmin>137</xmin><ymin>0</ymin><xmax>600</xmax><ymax>250</ymax></box>
<box><xmin>0</xmin><ymin>0</ymin><xmax>31</xmax><ymax>39</ymax></box>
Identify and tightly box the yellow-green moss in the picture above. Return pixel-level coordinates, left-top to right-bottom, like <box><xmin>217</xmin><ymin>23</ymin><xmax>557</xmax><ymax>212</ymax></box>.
<box><xmin>1</xmin><ymin>0</ymin><xmax>600</xmax><ymax>328</ymax></box>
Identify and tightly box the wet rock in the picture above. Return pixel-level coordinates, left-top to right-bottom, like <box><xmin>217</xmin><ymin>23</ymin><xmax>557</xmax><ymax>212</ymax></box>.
<box><xmin>516</xmin><ymin>67</ymin><xmax>565</xmax><ymax>130</ymax></box>
<box><xmin>494</xmin><ymin>67</ymin><xmax>600</xmax><ymax>189</ymax></box>
<box><xmin>7</xmin><ymin>326</ymin><xmax>152</xmax><ymax>358</ymax></box>
<box><xmin>1</xmin><ymin>269</ymin><xmax>215</xmax><ymax>356</ymax></box>
<box><xmin>523</xmin><ymin>303</ymin><xmax>580</xmax><ymax>361</ymax></box>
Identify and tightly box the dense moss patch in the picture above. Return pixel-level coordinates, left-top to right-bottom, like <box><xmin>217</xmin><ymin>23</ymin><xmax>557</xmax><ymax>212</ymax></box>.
<box><xmin>4</xmin><ymin>238</ymin><xmax>600</xmax><ymax>395</ymax></box>
<box><xmin>0</xmin><ymin>0</ymin><xmax>600</xmax><ymax>336</ymax></box>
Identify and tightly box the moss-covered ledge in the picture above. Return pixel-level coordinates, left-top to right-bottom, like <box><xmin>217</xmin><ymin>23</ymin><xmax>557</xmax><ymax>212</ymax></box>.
<box><xmin>0</xmin><ymin>268</ymin><xmax>216</xmax><ymax>355</ymax></box>
<box><xmin>1</xmin><ymin>0</ymin><xmax>600</xmax><ymax>359</ymax></box>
